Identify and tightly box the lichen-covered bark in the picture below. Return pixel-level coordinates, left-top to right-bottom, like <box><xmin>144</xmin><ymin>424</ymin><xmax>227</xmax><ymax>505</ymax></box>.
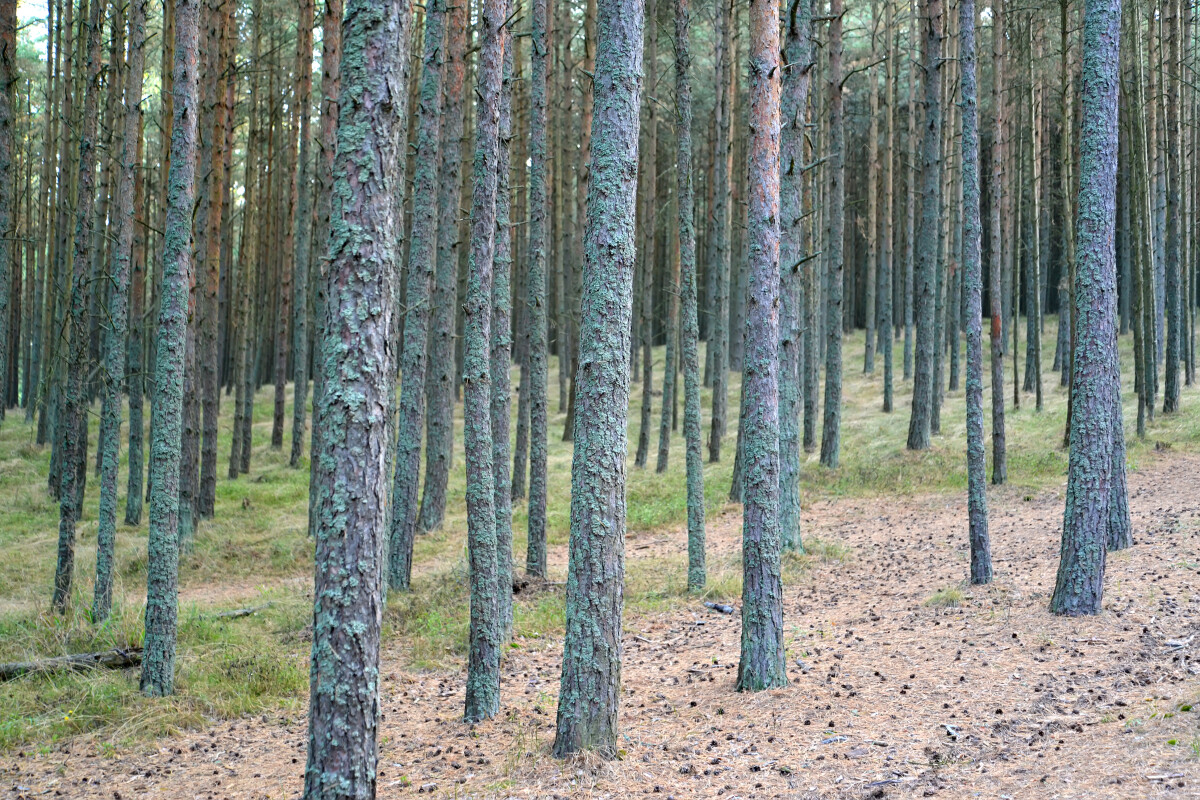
<box><xmin>989</xmin><ymin>0</ymin><xmax>1007</xmax><ymax>485</ymax></box>
<box><xmin>525</xmin><ymin>0</ymin><xmax>549</xmax><ymax>578</ymax></box>
<box><xmin>736</xmin><ymin>0</ymin><xmax>787</xmax><ymax>693</ymax></box>
<box><xmin>463</xmin><ymin>0</ymin><xmax>506</xmax><ymax>724</ymax></box>
<box><xmin>673</xmin><ymin>0</ymin><xmax>706</xmax><ymax>592</ymax></box>
<box><xmin>303</xmin><ymin>0</ymin><xmax>409</xmax><ymax>794</ymax></box>
<box><xmin>959</xmin><ymin>0</ymin><xmax>991</xmax><ymax>586</ymax></box>
<box><xmin>491</xmin><ymin>31</ymin><xmax>516</xmax><ymax>640</ymax></box>
<box><xmin>141</xmin><ymin>0</ymin><xmax>199</xmax><ymax>696</ymax></box>
<box><xmin>52</xmin><ymin>0</ymin><xmax>105</xmax><ymax>614</ymax></box>
<box><xmin>706</xmin><ymin>0</ymin><xmax>732</xmax><ymax>464</ymax></box>
<box><xmin>290</xmin><ymin>0</ymin><xmax>316</xmax><ymax>468</ymax></box>
<box><xmin>126</xmin><ymin>127</ymin><xmax>147</xmax><ymax>526</ymax></box>
<box><xmin>1050</xmin><ymin>0</ymin><xmax>1122</xmax><ymax>616</ymax></box>
<box><xmin>388</xmin><ymin>0</ymin><xmax>446</xmax><ymax>592</ymax></box>
<box><xmin>419</xmin><ymin>0</ymin><xmax>467</xmax><ymax>534</ymax></box>
<box><xmin>95</xmin><ymin>0</ymin><xmax>149</xmax><ymax>622</ymax></box>
<box><xmin>779</xmin><ymin>0</ymin><xmax>813</xmax><ymax>553</ymax></box>
<box><xmin>819</xmin><ymin>0</ymin><xmax>845</xmax><ymax>469</ymax></box>
<box><xmin>906</xmin><ymin>0</ymin><xmax>942</xmax><ymax>452</ymax></box>
<box><xmin>552</xmin><ymin>0</ymin><xmax>641</xmax><ymax>755</ymax></box>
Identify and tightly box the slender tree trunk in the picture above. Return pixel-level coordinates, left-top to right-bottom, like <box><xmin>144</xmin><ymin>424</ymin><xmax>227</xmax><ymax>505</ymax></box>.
<box><xmin>635</xmin><ymin>0</ymin><xmax>657</xmax><ymax>469</ymax></box>
<box><xmin>52</xmin><ymin>0</ymin><xmax>105</xmax><ymax>614</ymax></box>
<box><xmin>290</xmin><ymin>0</ymin><xmax>315</xmax><ymax>465</ymax></box>
<box><xmin>141</xmin><ymin>0</ymin><xmax>199</xmax><ymax>696</ymax></box>
<box><xmin>94</xmin><ymin>0</ymin><xmax>148</xmax><ymax>622</ymax></box>
<box><xmin>420</xmin><ymin>0</ymin><xmax>467</xmax><ymax>533</ymax></box>
<box><xmin>706</xmin><ymin>0</ymin><xmax>732</xmax><ymax>463</ymax></box>
<box><xmin>864</xmin><ymin>0</ymin><xmax>879</xmax><ymax>376</ymax></box>
<box><xmin>552</xmin><ymin>0</ymin><xmax>641</xmax><ymax>755</ymax></box>
<box><xmin>388</xmin><ymin>0</ymin><xmax>446</xmax><ymax>592</ymax></box>
<box><xmin>524</xmin><ymin>0</ymin><xmax>550</xmax><ymax>578</ymax></box>
<box><xmin>0</xmin><ymin>0</ymin><xmax>13</xmax><ymax>423</ymax></box>
<box><xmin>989</xmin><ymin>0</ymin><xmax>1007</xmax><ymax>483</ymax></box>
<box><xmin>1164</xmin><ymin>0</ymin><xmax>1182</xmax><ymax>412</ymax></box>
<box><xmin>1050</xmin><ymin>0</ymin><xmax>1129</xmax><ymax>616</ymax></box>
<box><xmin>819</xmin><ymin>0</ymin><xmax>844</xmax><ymax>469</ymax></box>
<box><xmin>881</xmin><ymin>0</ymin><xmax>896</xmax><ymax>411</ymax></box>
<box><xmin>906</xmin><ymin>0</ymin><xmax>942</xmax><ymax>451</ymax></box>
<box><xmin>125</xmin><ymin>118</ymin><xmax>146</xmax><ymax>525</ymax></box>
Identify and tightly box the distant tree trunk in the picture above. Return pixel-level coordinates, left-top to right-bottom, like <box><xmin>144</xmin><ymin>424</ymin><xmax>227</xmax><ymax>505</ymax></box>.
<box><xmin>1050</xmin><ymin>0</ymin><xmax>1127</xmax><ymax>616</ymax></box>
<box><xmin>674</xmin><ymin>0</ymin><xmax>706</xmax><ymax>591</ymax></box>
<box><xmin>1164</xmin><ymin>0</ymin><xmax>1182</xmax><ymax>413</ymax></box>
<box><xmin>1023</xmin><ymin>22</ymin><xmax>1044</xmax><ymax>411</ymax></box>
<box><xmin>0</xmin><ymin>0</ymin><xmax>13</xmax><ymax>423</ymax></box>
<box><xmin>906</xmin><ymin>0</ymin><xmax>942</xmax><ymax>451</ymax></box>
<box><xmin>141</xmin><ymin>0</ymin><xmax>199</xmax><ymax>696</ymax></box>
<box><xmin>125</xmin><ymin>119</ymin><xmax>146</xmax><ymax>525</ymax></box>
<box><xmin>388</xmin><ymin>0</ymin><xmax>446</xmax><ymax>593</ymax></box>
<box><xmin>819</xmin><ymin>0</ymin><xmax>844</xmax><ymax>469</ymax></box>
<box><xmin>864</xmin><ymin>0</ymin><xmax>879</xmax><ymax>376</ymax></box>
<box><xmin>290</xmin><ymin>0</ymin><xmax>315</xmax><ymax>466</ymax></box>
<box><xmin>552</xmin><ymin>0</ymin><xmax>641</xmax><ymax>755</ymax></box>
<box><xmin>463</xmin><ymin>0</ymin><xmax>505</xmax><ymax>724</ymax></box>
<box><xmin>880</xmin><ymin>0</ymin><xmax>896</xmax><ymax>412</ymax></box>
<box><xmin>420</xmin><ymin>0</ymin><xmax>467</xmax><ymax>533</ymax></box>
<box><xmin>94</xmin><ymin>0</ymin><xmax>148</xmax><ymax>622</ymax></box>
<box><xmin>989</xmin><ymin>0</ymin><xmax>1007</xmax><ymax>483</ymax></box>
<box><xmin>960</xmin><ymin>0</ymin><xmax>991</xmax><ymax>585</ymax></box>
<box><xmin>52</xmin><ymin>0</ymin><xmax>105</xmax><ymax>614</ymax></box>
<box><xmin>779</xmin><ymin>0</ymin><xmax>813</xmax><ymax>553</ymax></box>
<box><xmin>737</xmin><ymin>0</ymin><xmax>786</xmax><ymax>693</ymax></box>
<box><xmin>524</xmin><ymin>0</ymin><xmax>550</xmax><ymax>578</ymax></box>
<box><xmin>303</xmin><ymin>0</ymin><xmax>410</xmax><ymax>791</ymax></box>
<box><xmin>635</xmin><ymin>0</ymin><xmax>657</xmax><ymax>469</ymax></box>
<box><xmin>272</xmin><ymin>20</ymin><xmax>298</xmax><ymax>452</ymax></box>
<box><xmin>903</xmin><ymin>0</ymin><xmax>917</xmax><ymax>382</ymax></box>
<box><xmin>707</xmin><ymin>0</ymin><xmax>732</xmax><ymax>463</ymax></box>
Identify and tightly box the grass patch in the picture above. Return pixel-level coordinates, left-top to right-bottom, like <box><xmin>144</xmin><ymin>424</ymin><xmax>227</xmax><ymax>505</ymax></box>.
<box><xmin>925</xmin><ymin>586</ymin><xmax>966</xmax><ymax>608</ymax></box>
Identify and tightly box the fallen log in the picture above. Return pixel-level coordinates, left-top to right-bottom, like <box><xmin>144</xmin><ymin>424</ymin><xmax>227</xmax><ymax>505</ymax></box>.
<box><xmin>0</xmin><ymin>648</ymin><xmax>143</xmax><ymax>681</ymax></box>
<box><xmin>206</xmin><ymin>602</ymin><xmax>274</xmax><ymax>620</ymax></box>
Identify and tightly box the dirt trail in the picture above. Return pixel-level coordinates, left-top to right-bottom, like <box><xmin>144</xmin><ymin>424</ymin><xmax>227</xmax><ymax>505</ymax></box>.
<box><xmin>5</xmin><ymin>453</ymin><xmax>1200</xmax><ymax>799</ymax></box>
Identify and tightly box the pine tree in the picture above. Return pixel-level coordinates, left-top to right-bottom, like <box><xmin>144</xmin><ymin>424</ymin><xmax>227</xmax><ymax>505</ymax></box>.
<box><xmin>94</xmin><ymin>0</ymin><xmax>148</xmax><ymax>622</ymax></box>
<box><xmin>552</xmin><ymin>0</ymin><xmax>642</xmax><ymax>755</ymax></box>
<box><xmin>1050</xmin><ymin>0</ymin><xmax>1127</xmax><ymax>616</ymax></box>
<box><xmin>303</xmin><ymin>0</ymin><xmax>411</xmax><ymax>792</ymax></box>
<box><xmin>989</xmin><ymin>0</ymin><xmax>1007</xmax><ymax>484</ymax></box>
<box><xmin>141</xmin><ymin>0</ymin><xmax>200</xmax><ymax>696</ymax></box>
<box><xmin>290</xmin><ymin>0</ymin><xmax>315</xmax><ymax>467</ymax></box>
<box><xmin>706</xmin><ymin>0</ymin><xmax>732</xmax><ymax>463</ymax></box>
<box><xmin>0</xmin><ymin>0</ymin><xmax>13</xmax><ymax>424</ymax></box>
<box><xmin>779</xmin><ymin>0</ymin><xmax>813</xmax><ymax>552</ymax></box>
<box><xmin>820</xmin><ymin>0</ymin><xmax>845</xmax><ymax>469</ymax></box>
<box><xmin>388</xmin><ymin>0</ymin><xmax>447</xmax><ymax>592</ymax></box>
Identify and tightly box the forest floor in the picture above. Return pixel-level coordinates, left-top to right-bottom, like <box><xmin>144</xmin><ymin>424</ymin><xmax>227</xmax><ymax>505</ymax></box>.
<box><xmin>3</xmin><ymin>447</ymin><xmax>1200</xmax><ymax>799</ymax></box>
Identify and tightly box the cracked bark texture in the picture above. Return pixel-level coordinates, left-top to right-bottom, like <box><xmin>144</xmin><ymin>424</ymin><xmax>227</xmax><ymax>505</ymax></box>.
<box><xmin>779</xmin><ymin>0</ymin><xmax>813</xmax><ymax>554</ymax></box>
<box><xmin>552</xmin><ymin>0</ymin><xmax>642</xmax><ymax>755</ymax></box>
<box><xmin>960</xmin><ymin>0</ymin><xmax>991</xmax><ymax>585</ymax></box>
<box><xmin>303</xmin><ymin>0</ymin><xmax>410</xmax><ymax>794</ymax></box>
<box><xmin>1050</xmin><ymin>0</ymin><xmax>1125</xmax><ymax>616</ymax></box>
<box><xmin>388</xmin><ymin>0</ymin><xmax>446</xmax><ymax>592</ymax></box>
<box><xmin>141</xmin><ymin>0</ymin><xmax>199</xmax><ymax>696</ymax></box>
<box><xmin>736</xmin><ymin>0</ymin><xmax>787</xmax><ymax>693</ymax></box>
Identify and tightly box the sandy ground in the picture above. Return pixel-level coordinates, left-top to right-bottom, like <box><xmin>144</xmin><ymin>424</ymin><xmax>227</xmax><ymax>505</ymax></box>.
<box><xmin>4</xmin><ymin>452</ymin><xmax>1200</xmax><ymax>799</ymax></box>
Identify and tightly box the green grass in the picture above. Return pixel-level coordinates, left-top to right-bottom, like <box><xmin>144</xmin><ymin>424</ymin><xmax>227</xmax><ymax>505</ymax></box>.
<box><xmin>924</xmin><ymin>586</ymin><xmax>967</xmax><ymax>608</ymax></box>
<box><xmin>0</xmin><ymin>317</ymin><xmax>1198</xmax><ymax>750</ymax></box>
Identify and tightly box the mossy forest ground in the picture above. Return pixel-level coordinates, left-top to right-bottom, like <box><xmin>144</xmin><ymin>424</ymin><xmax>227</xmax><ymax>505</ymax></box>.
<box><xmin>2</xmin><ymin>328</ymin><xmax>1200</xmax><ymax>799</ymax></box>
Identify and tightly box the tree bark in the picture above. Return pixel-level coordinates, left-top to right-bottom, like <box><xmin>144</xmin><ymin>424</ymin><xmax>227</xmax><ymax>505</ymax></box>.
<box><xmin>819</xmin><ymin>0</ymin><xmax>845</xmax><ymax>468</ymax></box>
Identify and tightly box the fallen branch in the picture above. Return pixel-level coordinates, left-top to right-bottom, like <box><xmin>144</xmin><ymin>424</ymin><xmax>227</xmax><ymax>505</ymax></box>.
<box><xmin>0</xmin><ymin>648</ymin><xmax>143</xmax><ymax>681</ymax></box>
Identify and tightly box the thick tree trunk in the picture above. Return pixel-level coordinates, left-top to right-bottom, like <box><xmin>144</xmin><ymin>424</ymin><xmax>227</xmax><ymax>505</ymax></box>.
<box><xmin>1050</xmin><ymin>0</ymin><xmax>1127</xmax><ymax>616</ymax></box>
<box><xmin>141</xmin><ymin>0</ymin><xmax>199</xmax><ymax>697</ymax></box>
<box><xmin>737</xmin><ymin>0</ymin><xmax>786</xmax><ymax>693</ymax></box>
<box><xmin>552</xmin><ymin>0</ymin><xmax>641</xmax><ymax>756</ymax></box>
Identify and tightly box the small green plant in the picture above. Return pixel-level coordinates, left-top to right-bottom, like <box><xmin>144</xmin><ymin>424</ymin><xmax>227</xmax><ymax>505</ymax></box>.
<box><xmin>925</xmin><ymin>586</ymin><xmax>966</xmax><ymax>608</ymax></box>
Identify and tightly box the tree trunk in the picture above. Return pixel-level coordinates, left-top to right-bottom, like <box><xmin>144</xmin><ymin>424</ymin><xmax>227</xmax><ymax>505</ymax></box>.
<box><xmin>819</xmin><ymin>0</ymin><xmax>845</xmax><ymax>469</ymax></box>
<box><xmin>635</xmin><ymin>0</ymin><xmax>657</xmax><ymax>469</ymax></box>
<box><xmin>1050</xmin><ymin>0</ymin><xmax>1128</xmax><ymax>616</ymax></box>
<box><xmin>706</xmin><ymin>0</ymin><xmax>732</xmax><ymax>463</ymax></box>
<box><xmin>989</xmin><ymin>0</ymin><xmax>1007</xmax><ymax>483</ymax></box>
<box><xmin>303</xmin><ymin>0</ymin><xmax>410</xmax><ymax>791</ymax></box>
<box><xmin>388</xmin><ymin>0</ymin><xmax>446</xmax><ymax>592</ymax></box>
<box><xmin>290</xmin><ymin>0</ymin><xmax>315</xmax><ymax>466</ymax></box>
<box><xmin>94</xmin><ymin>0</ymin><xmax>148</xmax><ymax>622</ymax></box>
<box><xmin>552</xmin><ymin>0</ymin><xmax>641</xmax><ymax>755</ymax></box>
<box><xmin>141</xmin><ymin>0</ymin><xmax>200</xmax><ymax>697</ymax></box>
